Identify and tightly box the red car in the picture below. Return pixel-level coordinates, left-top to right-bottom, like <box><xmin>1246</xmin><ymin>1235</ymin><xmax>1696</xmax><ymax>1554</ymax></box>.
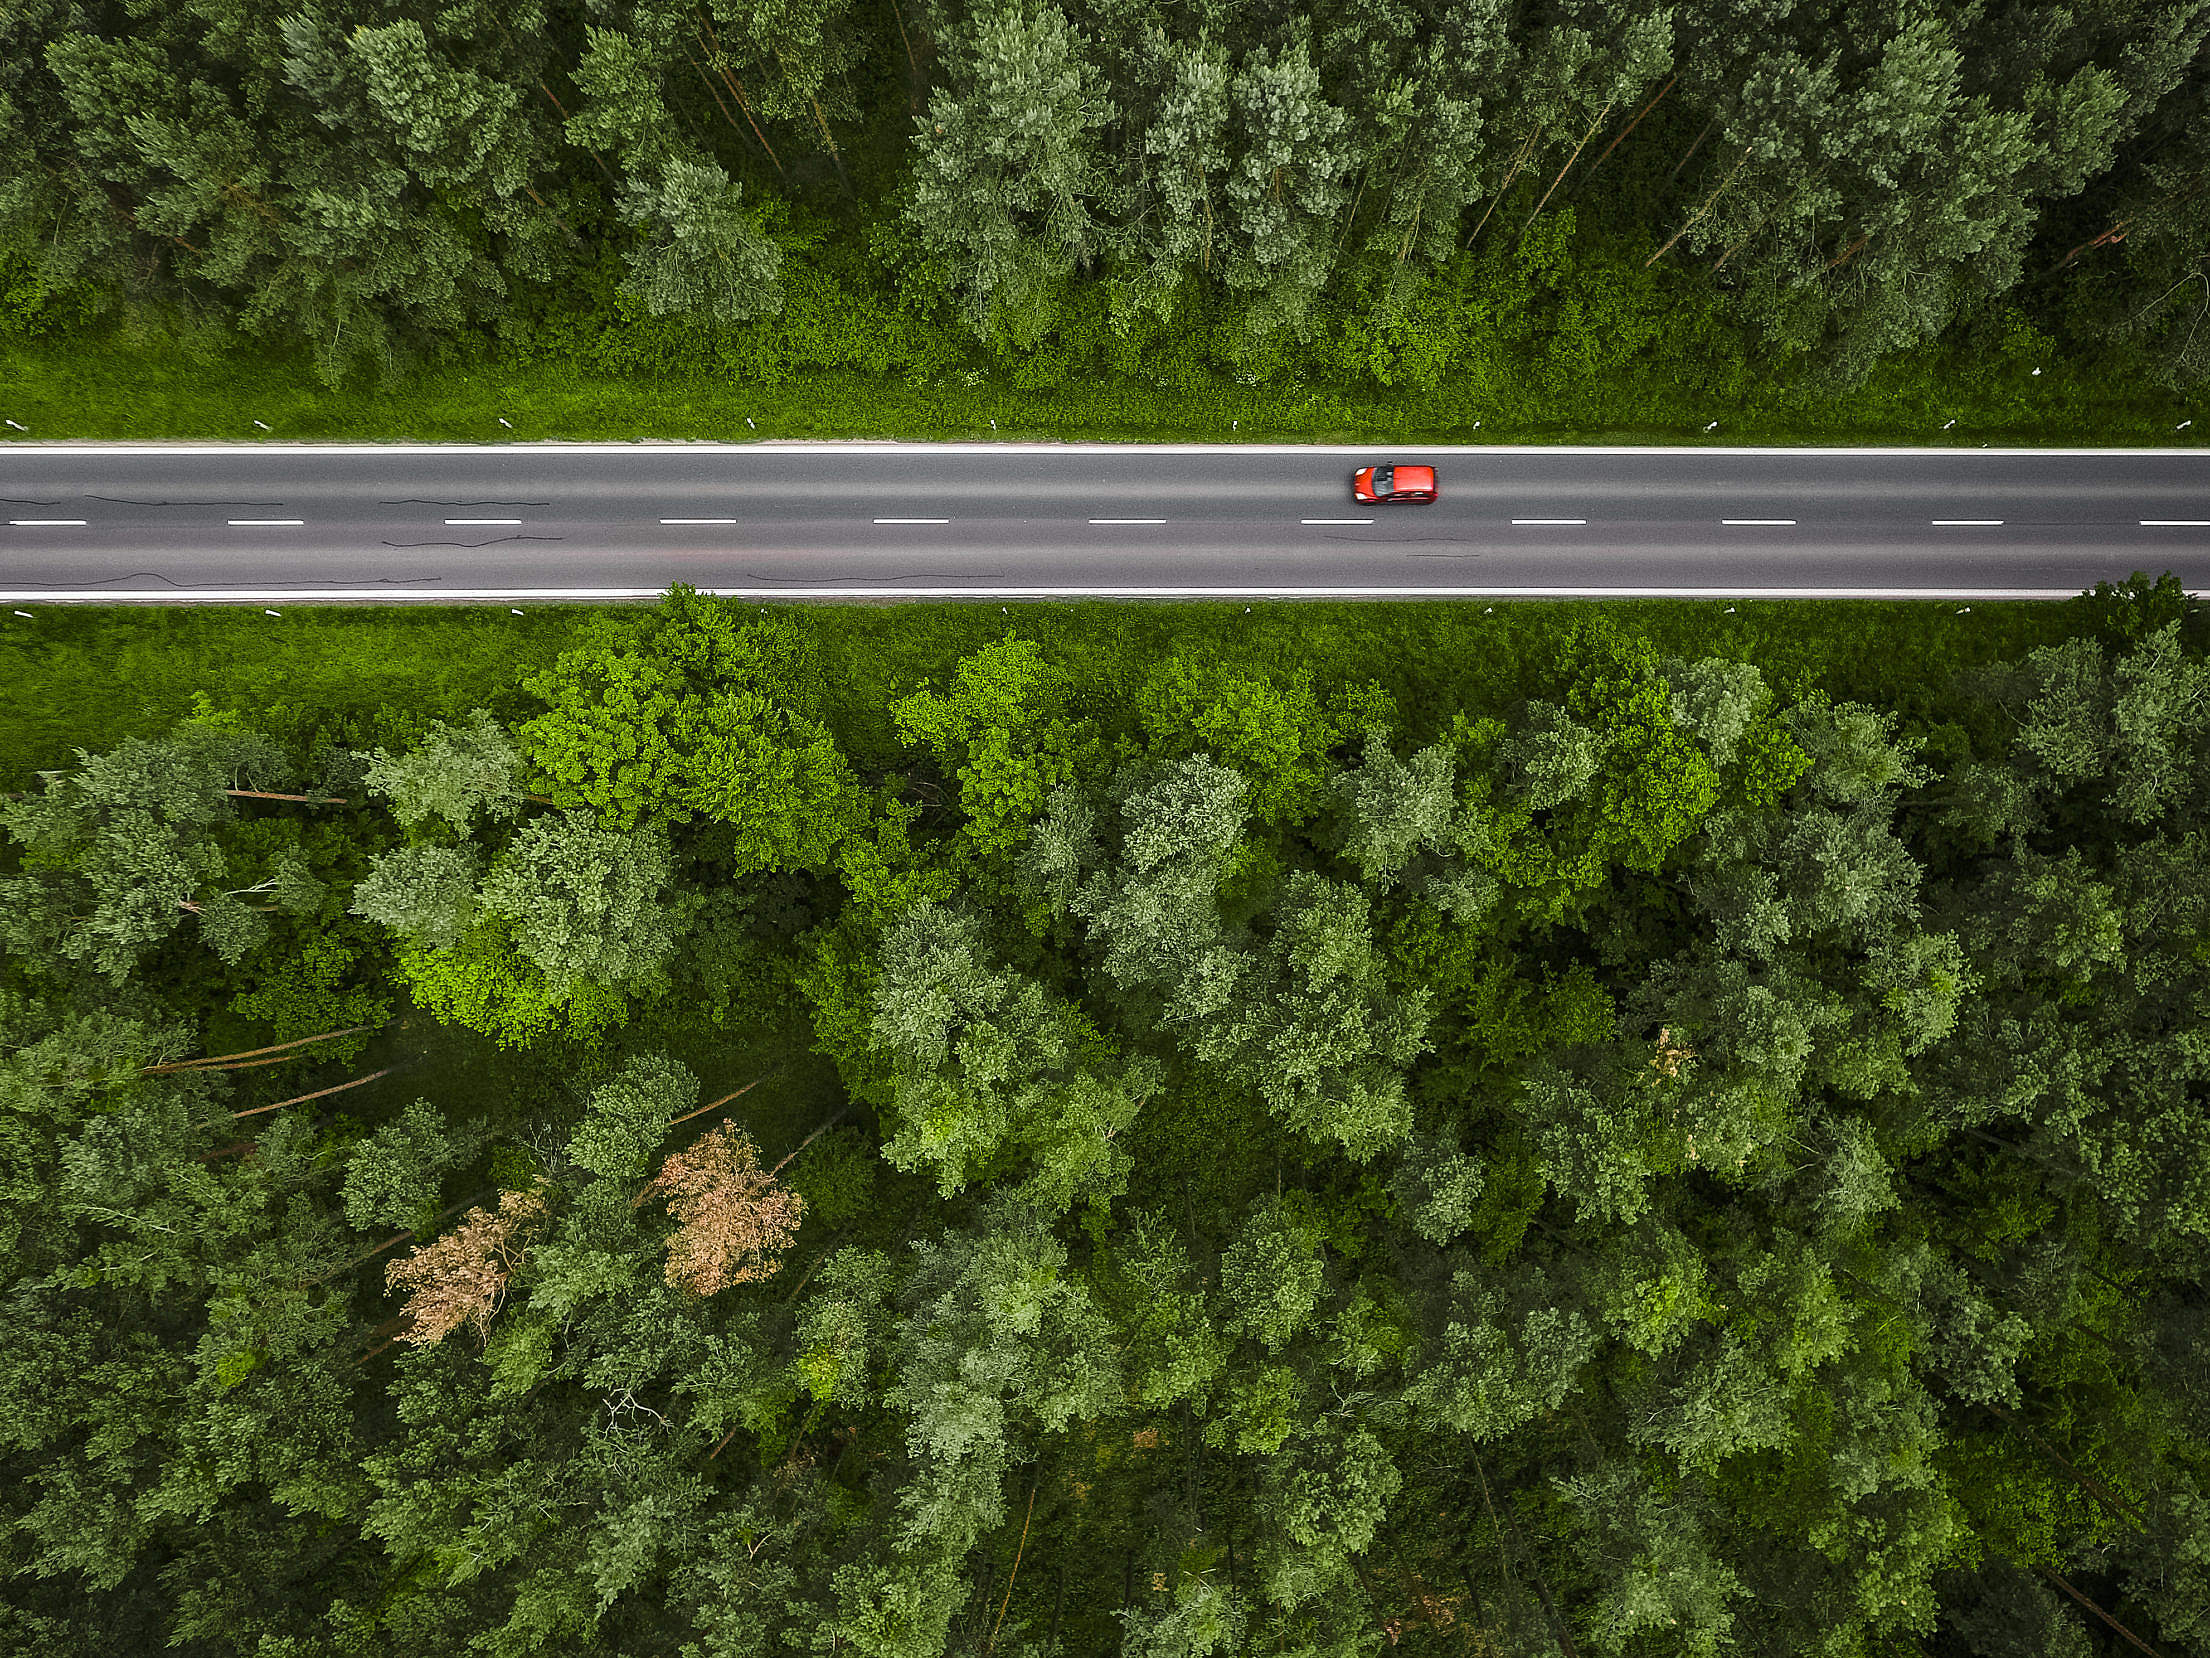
<box><xmin>1352</xmin><ymin>463</ymin><xmax>1438</xmax><ymax>504</ymax></box>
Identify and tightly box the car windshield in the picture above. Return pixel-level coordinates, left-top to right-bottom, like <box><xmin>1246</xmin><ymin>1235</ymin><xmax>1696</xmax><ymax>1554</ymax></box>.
<box><xmin>1372</xmin><ymin>466</ymin><xmax>1395</xmax><ymax>494</ymax></box>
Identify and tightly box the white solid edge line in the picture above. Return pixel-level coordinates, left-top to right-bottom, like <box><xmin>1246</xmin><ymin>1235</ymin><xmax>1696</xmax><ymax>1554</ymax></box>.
<box><xmin>1721</xmin><ymin>519</ymin><xmax>1797</xmax><ymax>525</ymax></box>
<box><xmin>0</xmin><ymin>586</ymin><xmax>2135</xmax><ymax>604</ymax></box>
<box><xmin>8</xmin><ymin>519</ymin><xmax>88</xmax><ymax>526</ymax></box>
<box><xmin>1931</xmin><ymin>519</ymin><xmax>2004</xmax><ymax>525</ymax></box>
<box><xmin>8</xmin><ymin>441</ymin><xmax>2209</xmax><ymax>456</ymax></box>
<box><xmin>873</xmin><ymin>518</ymin><xmax>951</xmax><ymax>524</ymax></box>
<box><xmin>227</xmin><ymin>519</ymin><xmax>304</xmax><ymax>526</ymax></box>
<box><xmin>444</xmin><ymin>517</ymin><xmax>522</xmax><ymax>525</ymax></box>
<box><xmin>1513</xmin><ymin>518</ymin><xmax>1588</xmax><ymax>525</ymax></box>
<box><xmin>2141</xmin><ymin>519</ymin><xmax>2210</xmax><ymax>526</ymax></box>
<box><xmin>1089</xmin><ymin>518</ymin><xmax>1167</xmax><ymax>524</ymax></box>
<box><xmin>660</xmin><ymin>518</ymin><xmax>738</xmax><ymax>524</ymax></box>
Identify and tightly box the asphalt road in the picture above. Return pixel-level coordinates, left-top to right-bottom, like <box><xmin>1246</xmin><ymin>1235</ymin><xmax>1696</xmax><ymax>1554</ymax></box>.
<box><xmin>2</xmin><ymin>443</ymin><xmax>2207</xmax><ymax>602</ymax></box>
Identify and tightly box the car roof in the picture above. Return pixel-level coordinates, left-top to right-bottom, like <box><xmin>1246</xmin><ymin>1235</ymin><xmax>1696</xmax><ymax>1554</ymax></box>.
<box><xmin>1395</xmin><ymin>464</ymin><xmax>1436</xmax><ymax>485</ymax></box>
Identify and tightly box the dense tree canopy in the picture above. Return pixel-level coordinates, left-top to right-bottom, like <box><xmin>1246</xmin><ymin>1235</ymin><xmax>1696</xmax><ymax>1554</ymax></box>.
<box><xmin>2</xmin><ymin>0</ymin><xmax>2207</xmax><ymax>390</ymax></box>
<box><xmin>4</xmin><ymin>583</ymin><xmax>2210</xmax><ymax>1656</ymax></box>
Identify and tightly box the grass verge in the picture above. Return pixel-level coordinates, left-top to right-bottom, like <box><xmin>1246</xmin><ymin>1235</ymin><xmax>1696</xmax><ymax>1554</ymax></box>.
<box><xmin>2</xmin><ymin>326</ymin><xmax>2203</xmax><ymax>447</ymax></box>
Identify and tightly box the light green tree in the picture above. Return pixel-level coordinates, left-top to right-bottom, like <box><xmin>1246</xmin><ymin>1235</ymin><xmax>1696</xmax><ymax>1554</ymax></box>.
<box><xmin>1219</xmin><ymin>1195</ymin><xmax>1327</xmax><ymax>1353</ymax></box>
<box><xmin>344</xmin><ymin>1099</ymin><xmax>471</xmax><ymax>1232</ymax></box>
<box><xmin>360</xmin><ymin>712</ymin><xmax>522</xmax><ymax>835</ymax></box>
<box><xmin>479</xmin><ymin>812</ymin><xmax>686</xmax><ymax>999</ymax></box>
<box><xmin>867</xmin><ymin>899</ymin><xmax>1160</xmax><ymax>1209</ymax></box>
<box><xmin>0</xmin><ymin>724</ymin><xmax>292</xmax><ymax>981</ymax></box>
<box><xmin>520</xmin><ymin>592</ymin><xmax>857</xmax><ymax>871</ymax></box>
<box><xmin>351</xmin><ymin>844</ymin><xmax>480</xmax><ymax>949</ymax></box>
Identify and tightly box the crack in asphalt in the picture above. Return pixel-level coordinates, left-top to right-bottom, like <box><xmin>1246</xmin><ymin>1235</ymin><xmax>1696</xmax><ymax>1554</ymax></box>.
<box><xmin>88</xmin><ymin>497</ymin><xmax>286</xmax><ymax>507</ymax></box>
<box><xmin>0</xmin><ymin>497</ymin><xmax>66</xmax><ymax>507</ymax></box>
<box><xmin>1</xmin><ymin>571</ymin><xmax>446</xmax><ymax>589</ymax></box>
<box><xmin>379</xmin><ymin>535</ymin><xmax>565</xmax><ymax>549</ymax></box>
<box><xmin>1319</xmin><ymin>533</ymin><xmax>1476</xmax><ymax>546</ymax></box>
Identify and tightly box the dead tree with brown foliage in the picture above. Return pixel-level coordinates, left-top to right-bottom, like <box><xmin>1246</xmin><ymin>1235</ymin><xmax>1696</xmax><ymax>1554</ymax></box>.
<box><xmin>385</xmin><ymin>1186</ymin><xmax>551</xmax><ymax>1346</ymax></box>
<box><xmin>639</xmin><ymin>1122</ymin><xmax>805</xmax><ymax>1295</ymax></box>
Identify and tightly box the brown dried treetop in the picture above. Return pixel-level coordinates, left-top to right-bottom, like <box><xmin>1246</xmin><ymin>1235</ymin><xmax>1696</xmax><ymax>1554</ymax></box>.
<box><xmin>385</xmin><ymin>1186</ymin><xmax>551</xmax><ymax>1346</ymax></box>
<box><xmin>642</xmin><ymin>1121</ymin><xmax>805</xmax><ymax>1296</ymax></box>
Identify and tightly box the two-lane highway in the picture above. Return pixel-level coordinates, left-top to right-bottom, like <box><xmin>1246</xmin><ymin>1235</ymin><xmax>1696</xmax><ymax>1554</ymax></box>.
<box><xmin>2</xmin><ymin>443</ymin><xmax>2206</xmax><ymax>601</ymax></box>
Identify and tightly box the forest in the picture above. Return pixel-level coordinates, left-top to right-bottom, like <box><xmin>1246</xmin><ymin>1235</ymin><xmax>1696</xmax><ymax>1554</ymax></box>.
<box><xmin>2</xmin><ymin>0</ymin><xmax>2208</xmax><ymax>410</ymax></box>
<box><xmin>2</xmin><ymin>582</ymin><xmax>2209</xmax><ymax>1656</ymax></box>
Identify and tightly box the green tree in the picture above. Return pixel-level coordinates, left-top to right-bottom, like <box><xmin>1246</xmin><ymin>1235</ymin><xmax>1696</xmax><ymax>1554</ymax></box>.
<box><xmin>708</xmin><ymin>0</ymin><xmax>866</xmax><ymax>148</ymax></box>
<box><xmin>1123</xmin><ymin>36</ymin><xmax>1233</xmax><ymax>314</ymax></box>
<box><xmin>1404</xmin><ymin>1264</ymin><xmax>1596</xmax><ymax>1439</ymax></box>
<box><xmin>37</xmin><ymin>0</ymin><xmax>562</xmax><ymax>382</ymax></box>
<box><xmin>792</xmin><ymin>1246</ymin><xmax>899</xmax><ymax>1409</ymax></box>
<box><xmin>0</xmin><ymin>723</ymin><xmax>292</xmax><ymax>982</ymax></box>
<box><xmin>1558</xmin><ymin>1461</ymin><xmax>1742</xmax><ymax>1657</ymax></box>
<box><xmin>1250</xmin><ymin>1423</ymin><xmax>1400</xmax><ymax>1610</ymax></box>
<box><xmin>866</xmin><ymin>898</ymin><xmax>1160</xmax><ymax>1209</ymax></box>
<box><xmin>360</xmin><ymin>710</ymin><xmax>523</xmax><ymax>834</ymax></box>
<box><xmin>1219</xmin><ymin>1195</ymin><xmax>1327</xmax><ymax>1353</ymax></box>
<box><xmin>1134</xmin><ymin>653</ymin><xmax>1337</xmax><ymax>828</ymax></box>
<box><xmin>344</xmin><ymin>1098</ymin><xmax>472</xmax><ymax>1231</ymax></box>
<box><xmin>906</xmin><ymin>0</ymin><xmax>1114</xmax><ymax>341</ymax></box>
<box><xmin>1333</xmin><ymin>729</ymin><xmax>1457</xmax><ymax>885</ymax></box>
<box><xmin>1391</xmin><ymin>1129</ymin><xmax>1484</xmax><ymax>1243</ymax></box>
<box><xmin>617</xmin><ymin>157</ymin><xmax>783</xmax><ymax>324</ymax></box>
<box><xmin>893</xmin><ymin>634</ymin><xmax>1105</xmax><ymax>856</ymax></box>
<box><xmin>1098</xmin><ymin>1208</ymin><xmax>1229</xmax><ymax>1407</ymax></box>
<box><xmin>567</xmin><ymin>1052</ymin><xmax>698</xmax><ymax>1180</ymax></box>
<box><xmin>1237</xmin><ymin>869</ymin><xmax>1428</xmax><ymax>1157</ymax></box>
<box><xmin>520</xmin><ymin>592</ymin><xmax>857</xmax><ymax>873</ymax></box>
<box><xmin>1364</xmin><ymin>40</ymin><xmax>1491</xmax><ymax>294</ymax></box>
<box><xmin>1223</xmin><ymin>38</ymin><xmax>1356</xmax><ymax>332</ymax></box>
<box><xmin>478</xmin><ymin>811</ymin><xmax>686</xmax><ymax>999</ymax></box>
<box><xmin>1668</xmin><ymin>0</ymin><xmax>2177</xmax><ymax>386</ymax></box>
<box><xmin>350</xmin><ymin>842</ymin><xmax>480</xmax><ymax>948</ymax></box>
